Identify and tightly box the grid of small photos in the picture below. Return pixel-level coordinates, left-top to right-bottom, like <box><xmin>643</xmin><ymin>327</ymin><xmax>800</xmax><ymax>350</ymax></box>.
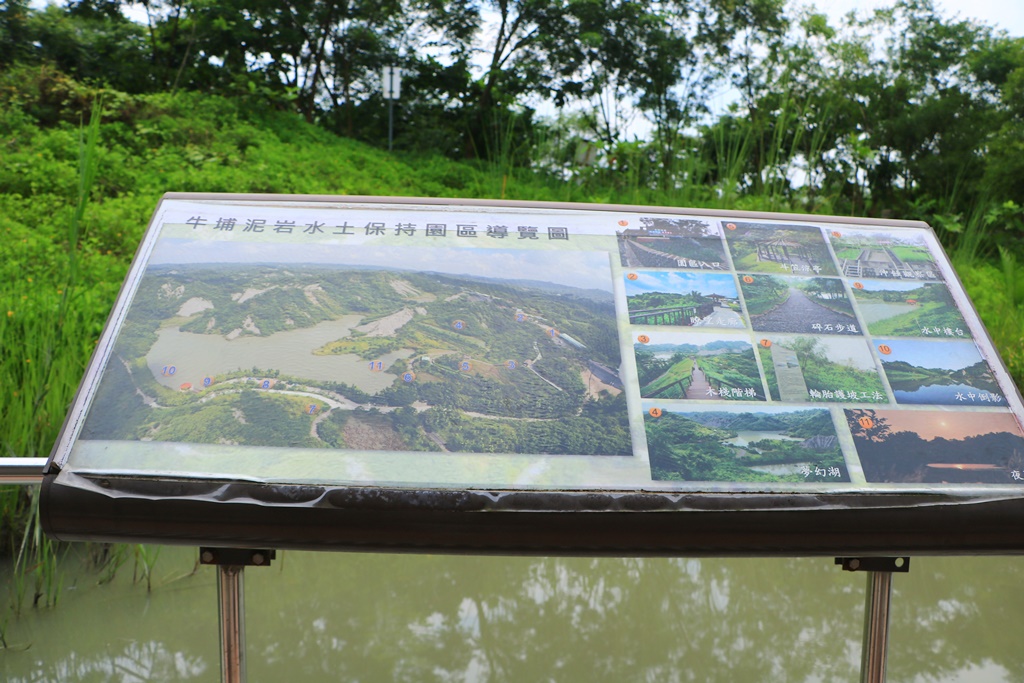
<box><xmin>617</xmin><ymin>216</ymin><xmax>1024</xmax><ymax>487</ymax></box>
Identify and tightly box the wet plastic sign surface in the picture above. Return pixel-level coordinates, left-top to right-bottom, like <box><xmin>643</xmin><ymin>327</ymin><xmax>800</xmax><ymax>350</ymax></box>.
<box><xmin>49</xmin><ymin>197</ymin><xmax>1024</xmax><ymax>494</ymax></box>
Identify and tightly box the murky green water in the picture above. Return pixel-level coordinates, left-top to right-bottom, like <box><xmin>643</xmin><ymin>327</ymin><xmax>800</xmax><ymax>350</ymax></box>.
<box><xmin>147</xmin><ymin>317</ymin><xmax>411</xmax><ymax>394</ymax></box>
<box><xmin>2</xmin><ymin>548</ymin><xmax>1023</xmax><ymax>682</ymax></box>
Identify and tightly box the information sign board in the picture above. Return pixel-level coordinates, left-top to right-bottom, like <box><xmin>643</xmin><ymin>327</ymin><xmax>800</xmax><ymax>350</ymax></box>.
<box><xmin>41</xmin><ymin>194</ymin><xmax>1024</xmax><ymax>555</ymax></box>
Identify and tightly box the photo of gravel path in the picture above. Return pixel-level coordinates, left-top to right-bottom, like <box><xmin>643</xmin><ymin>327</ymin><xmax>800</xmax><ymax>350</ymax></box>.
<box><xmin>741</xmin><ymin>275</ymin><xmax>861</xmax><ymax>335</ymax></box>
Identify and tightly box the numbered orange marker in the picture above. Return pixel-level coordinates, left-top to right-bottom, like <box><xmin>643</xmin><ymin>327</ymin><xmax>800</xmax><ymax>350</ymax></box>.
<box><xmin>649</xmin><ymin>407</ymin><xmax>663</xmax><ymax>418</ymax></box>
<box><xmin>453</xmin><ymin>320</ymin><xmax>466</xmax><ymax>330</ymax></box>
<box><xmin>516</xmin><ymin>312</ymin><xmax>525</xmax><ymax>322</ymax></box>
<box><xmin>853</xmin><ymin>282</ymin><xmax>864</xmax><ymax>289</ymax></box>
<box><xmin>402</xmin><ymin>372</ymin><xmax>416</xmax><ymax>383</ymax></box>
<box><xmin>627</xmin><ymin>273</ymin><xmax>639</xmax><ymax>281</ymax></box>
<box><xmin>460</xmin><ymin>361</ymin><xmax>472</xmax><ymax>372</ymax></box>
<box><xmin>506</xmin><ymin>360</ymin><xmax>518</xmax><ymax>370</ymax></box>
<box><xmin>832</xmin><ymin>231</ymin><xmax>842</xmax><ymax>238</ymax></box>
<box><xmin>550</xmin><ymin>328</ymin><xmax>559</xmax><ymax>337</ymax></box>
<box><xmin>742</xmin><ymin>275</ymin><xmax>754</xmax><ymax>284</ymax></box>
<box><xmin>760</xmin><ymin>339</ymin><xmax>772</xmax><ymax>348</ymax></box>
<box><xmin>618</xmin><ymin>220</ymin><xmax>629</xmax><ymax>227</ymax></box>
<box><xmin>203</xmin><ymin>376</ymin><xmax>213</xmax><ymax>387</ymax></box>
<box><xmin>878</xmin><ymin>344</ymin><xmax>892</xmax><ymax>355</ymax></box>
<box><xmin>369</xmin><ymin>360</ymin><xmax>384</xmax><ymax>371</ymax></box>
<box><xmin>858</xmin><ymin>416</ymin><xmax>874</xmax><ymax>429</ymax></box>
<box><xmin>637</xmin><ymin>334</ymin><xmax>650</xmax><ymax>344</ymax></box>
<box><xmin>308</xmin><ymin>404</ymin><xmax>318</xmax><ymax>415</ymax></box>
<box><xmin>726</xmin><ymin>222</ymin><xmax>737</xmax><ymax>230</ymax></box>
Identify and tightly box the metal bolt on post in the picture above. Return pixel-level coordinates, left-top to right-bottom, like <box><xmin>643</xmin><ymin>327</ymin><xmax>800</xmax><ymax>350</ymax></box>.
<box><xmin>836</xmin><ymin>557</ymin><xmax>909</xmax><ymax>683</ymax></box>
<box><xmin>201</xmin><ymin>549</ymin><xmax>276</xmax><ymax>683</ymax></box>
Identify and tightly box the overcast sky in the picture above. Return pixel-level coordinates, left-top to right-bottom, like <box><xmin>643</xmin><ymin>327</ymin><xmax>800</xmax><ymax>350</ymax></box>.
<box><xmin>875</xmin><ymin>338</ymin><xmax>985</xmax><ymax>371</ymax></box>
<box><xmin>149</xmin><ymin>239</ymin><xmax>616</xmax><ymax>292</ymax></box>
<box><xmin>814</xmin><ymin>0</ymin><xmax>1024</xmax><ymax>36</ymax></box>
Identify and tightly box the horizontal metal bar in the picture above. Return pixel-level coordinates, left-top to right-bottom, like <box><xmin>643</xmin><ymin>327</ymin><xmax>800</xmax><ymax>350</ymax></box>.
<box><xmin>0</xmin><ymin>458</ymin><xmax>47</xmax><ymax>485</ymax></box>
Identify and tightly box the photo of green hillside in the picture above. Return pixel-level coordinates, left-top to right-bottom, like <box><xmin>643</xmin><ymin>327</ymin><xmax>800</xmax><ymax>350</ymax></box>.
<box><xmin>79</xmin><ymin>244</ymin><xmax>632</xmax><ymax>456</ymax></box>
<box><xmin>756</xmin><ymin>335</ymin><xmax>888</xmax><ymax>403</ymax></box>
<box><xmin>645</xmin><ymin>407</ymin><xmax>848</xmax><ymax>483</ymax></box>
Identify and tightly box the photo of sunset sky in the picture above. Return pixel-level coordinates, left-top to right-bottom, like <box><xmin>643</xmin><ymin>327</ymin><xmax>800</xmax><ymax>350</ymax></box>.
<box><xmin>845</xmin><ymin>409</ymin><xmax>1024</xmax><ymax>484</ymax></box>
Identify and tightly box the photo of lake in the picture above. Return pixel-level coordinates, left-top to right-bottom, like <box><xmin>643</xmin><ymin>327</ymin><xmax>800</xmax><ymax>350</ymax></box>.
<box><xmin>846</xmin><ymin>408</ymin><xmax>1024</xmax><ymax>484</ymax></box>
<box><xmin>644</xmin><ymin>405</ymin><xmax>848</xmax><ymax>483</ymax></box>
<box><xmin>851</xmin><ymin>280</ymin><xmax>969</xmax><ymax>338</ymax></box>
<box><xmin>875</xmin><ymin>338</ymin><xmax>1005</xmax><ymax>405</ymax></box>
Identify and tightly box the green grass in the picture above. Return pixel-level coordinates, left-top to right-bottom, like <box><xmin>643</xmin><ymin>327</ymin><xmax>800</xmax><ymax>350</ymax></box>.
<box><xmin>640</xmin><ymin>357</ymin><xmax>694</xmax><ymax>397</ymax></box>
<box><xmin>864</xmin><ymin>301</ymin><xmax>971</xmax><ymax>337</ymax></box>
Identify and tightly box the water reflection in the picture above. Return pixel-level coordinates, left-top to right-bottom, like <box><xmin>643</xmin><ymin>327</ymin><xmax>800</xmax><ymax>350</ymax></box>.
<box><xmin>2</xmin><ymin>549</ymin><xmax>1024</xmax><ymax>682</ymax></box>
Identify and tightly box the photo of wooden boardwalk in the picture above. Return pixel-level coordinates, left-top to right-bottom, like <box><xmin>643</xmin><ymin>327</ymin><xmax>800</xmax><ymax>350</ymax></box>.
<box><xmin>626</xmin><ymin>271</ymin><xmax>746</xmax><ymax>329</ymax></box>
<box><xmin>635</xmin><ymin>334</ymin><xmax>765</xmax><ymax>401</ymax></box>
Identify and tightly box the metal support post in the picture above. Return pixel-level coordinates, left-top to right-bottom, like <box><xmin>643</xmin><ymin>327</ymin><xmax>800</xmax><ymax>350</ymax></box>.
<box><xmin>200</xmin><ymin>548</ymin><xmax>276</xmax><ymax>683</ymax></box>
<box><xmin>835</xmin><ymin>557</ymin><xmax>910</xmax><ymax>683</ymax></box>
<box><xmin>218</xmin><ymin>564</ymin><xmax>245</xmax><ymax>683</ymax></box>
<box><xmin>388</xmin><ymin>99</ymin><xmax>394</xmax><ymax>152</ymax></box>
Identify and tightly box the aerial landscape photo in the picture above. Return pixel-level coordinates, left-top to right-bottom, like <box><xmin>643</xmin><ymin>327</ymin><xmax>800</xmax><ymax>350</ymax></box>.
<box><xmin>850</xmin><ymin>280</ymin><xmax>970</xmax><ymax>337</ymax></box>
<box><xmin>740</xmin><ymin>274</ymin><xmax>861</xmax><ymax>335</ymax></box>
<box><xmin>829</xmin><ymin>229</ymin><xmax>941</xmax><ymax>280</ymax></box>
<box><xmin>79</xmin><ymin>241</ymin><xmax>633</xmax><ymax>456</ymax></box>
<box><xmin>617</xmin><ymin>216</ymin><xmax>727</xmax><ymax>269</ymax></box>
<box><xmin>875</xmin><ymin>338</ymin><xmax>1005</xmax><ymax>405</ymax></box>
<box><xmin>625</xmin><ymin>271</ymin><xmax>745</xmax><ymax>329</ymax></box>
<box><xmin>846</xmin><ymin>409</ymin><xmax>1024</xmax><ymax>484</ymax></box>
<box><xmin>756</xmin><ymin>335</ymin><xmax>888</xmax><ymax>403</ymax></box>
<box><xmin>634</xmin><ymin>331</ymin><xmax>765</xmax><ymax>401</ymax></box>
<box><xmin>644</xmin><ymin>406</ymin><xmax>848</xmax><ymax>483</ymax></box>
<box><xmin>723</xmin><ymin>222</ymin><xmax>838</xmax><ymax>276</ymax></box>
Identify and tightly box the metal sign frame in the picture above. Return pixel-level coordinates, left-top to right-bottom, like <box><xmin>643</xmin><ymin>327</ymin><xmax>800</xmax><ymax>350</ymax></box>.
<box><xmin>41</xmin><ymin>194</ymin><xmax>1024</xmax><ymax>556</ymax></box>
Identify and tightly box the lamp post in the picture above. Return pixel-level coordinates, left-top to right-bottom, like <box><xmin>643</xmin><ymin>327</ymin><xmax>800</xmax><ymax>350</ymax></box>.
<box><xmin>382</xmin><ymin>66</ymin><xmax>403</xmax><ymax>151</ymax></box>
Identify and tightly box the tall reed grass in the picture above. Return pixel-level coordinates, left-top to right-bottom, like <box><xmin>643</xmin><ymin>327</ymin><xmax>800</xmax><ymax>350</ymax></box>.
<box><xmin>2</xmin><ymin>103</ymin><xmax>102</xmax><ymax>614</ymax></box>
